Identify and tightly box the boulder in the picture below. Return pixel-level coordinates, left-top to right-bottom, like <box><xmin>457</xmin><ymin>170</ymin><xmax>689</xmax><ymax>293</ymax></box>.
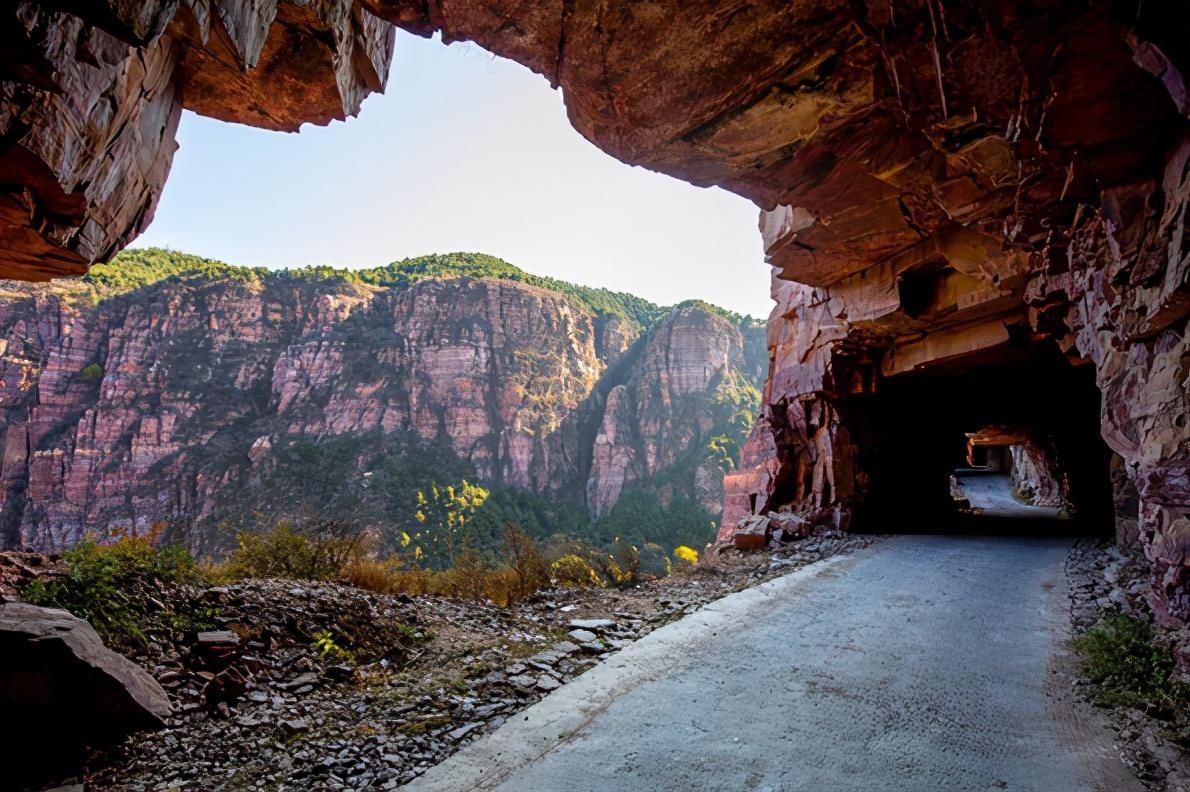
<box><xmin>566</xmin><ymin>629</ymin><xmax>598</xmax><ymax>643</ymax></box>
<box><xmin>770</xmin><ymin>512</ymin><xmax>810</xmax><ymax>540</ymax></box>
<box><xmin>733</xmin><ymin>514</ymin><xmax>771</xmax><ymax>550</ymax></box>
<box><xmin>566</xmin><ymin>618</ymin><xmax>616</xmax><ymax>632</ymax></box>
<box><xmin>0</xmin><ymin>602</ymin><xmax>171</xmax><ymax>787</ymax></box>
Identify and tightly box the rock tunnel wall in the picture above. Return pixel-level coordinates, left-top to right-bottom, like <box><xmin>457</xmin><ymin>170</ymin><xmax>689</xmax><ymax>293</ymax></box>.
<box><xmin>0</xmin><ymin>2</ymin><xmax>1187</xmax><ymax>631</ymax></box>
<box><xmin>1008</xmin><ymin>440</ymin><xmax>1066</xmax><ymax>510</ymax></box>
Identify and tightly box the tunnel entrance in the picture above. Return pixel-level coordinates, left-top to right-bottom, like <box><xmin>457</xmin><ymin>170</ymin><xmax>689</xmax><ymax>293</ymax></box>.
<box><xmin>841</xmin><ymin>342</ymin><xmax>1114</xmax><ymax>537</ymax></box>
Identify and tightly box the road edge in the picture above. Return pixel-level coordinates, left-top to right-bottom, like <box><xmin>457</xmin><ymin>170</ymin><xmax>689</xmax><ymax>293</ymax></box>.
<box><xmin>403</xmin><ymin>543</ymin><xmax>879</xmax><ymax>791</ymax></box>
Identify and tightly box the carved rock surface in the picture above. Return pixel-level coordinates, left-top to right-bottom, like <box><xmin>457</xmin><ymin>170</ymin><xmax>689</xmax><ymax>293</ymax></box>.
<box><xmin>0</xmin><ymin>601</ymin><xmax>171</xmax><ymax>787</ymax></box>
<box><xmin>1009</xmin><ymin>446</ymin><xmax>1063</xmax><ymax>510</ymax></box>
<box><xmin>0</xmin><ymin>2</ymin><xmax>1187</xmax><ymax>637</ymax></box>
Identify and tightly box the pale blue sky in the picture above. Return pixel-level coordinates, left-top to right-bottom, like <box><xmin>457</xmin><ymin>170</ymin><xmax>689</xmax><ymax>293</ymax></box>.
<box><xmin>132</xmin><ymin>32</ymin><xmax>772</xmax><ymax>317</ymax></box>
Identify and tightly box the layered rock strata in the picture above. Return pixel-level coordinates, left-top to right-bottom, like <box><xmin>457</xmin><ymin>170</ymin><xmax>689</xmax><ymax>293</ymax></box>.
<box><xmin>0</xmin><ymin>3</ymin><xmax>1186</xmax><ymax>633</ymax></box>
<box><xmin>0</xmin><ymin>264</ymin><xmax>763</xmax><ymax>553</ymax></box>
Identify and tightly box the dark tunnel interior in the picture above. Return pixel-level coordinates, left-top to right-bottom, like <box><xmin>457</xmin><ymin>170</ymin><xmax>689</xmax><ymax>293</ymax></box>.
<box><xmin>841</xmin><ymin>342</ymin><xmax>1114</xmax><ymax>537</ymax></box>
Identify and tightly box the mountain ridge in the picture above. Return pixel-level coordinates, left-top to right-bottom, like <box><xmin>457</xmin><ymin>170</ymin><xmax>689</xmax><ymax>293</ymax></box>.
<box><xmin>91</xmin><ymin>249</ymin><xmax>758</xmax><ymax>329</ymax></box>
<box><xmin>0</xmin><ymin>249</ymin><xmax>765</xmax><ymax>568</ymax></box>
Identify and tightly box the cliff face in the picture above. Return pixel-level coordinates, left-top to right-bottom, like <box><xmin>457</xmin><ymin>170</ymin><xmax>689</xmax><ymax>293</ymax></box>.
<box><xmin>0</xmin><ymin>255</ymin><xmax>763</xmax><ymax>555</ymax></box>
<box><xmin>586</xmin><ymin>305</ymin><xmax>763</xmax><ymax>519</ymax></box>
<box><xmin>2</xmin><ymin>2</ymin><xmax>1187</xmax><ymax>637</ymax></box>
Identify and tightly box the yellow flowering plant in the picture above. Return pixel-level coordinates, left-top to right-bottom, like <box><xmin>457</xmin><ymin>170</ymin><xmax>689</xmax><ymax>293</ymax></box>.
<box><xmin>412</xmin><ymin>479</ymin><xmax>490</xmax><ymax>564</ymax></box>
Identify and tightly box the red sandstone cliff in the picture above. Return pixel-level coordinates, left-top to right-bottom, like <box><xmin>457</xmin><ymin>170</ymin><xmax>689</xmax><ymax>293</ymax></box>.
<box><xmin>1</xmin><ymin>1</ymin><xmax>1187</xmax><ymax>643</ymax></box>
<box><xmin>0</xmin><ymin>252</ymin><xmax>764</xmax><ymax>556</ymax></box>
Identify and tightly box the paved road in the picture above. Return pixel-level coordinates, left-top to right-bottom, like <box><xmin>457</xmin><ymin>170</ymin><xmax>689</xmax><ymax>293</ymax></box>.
<box><xmin>955</xmin><ymin>473</ymin><xmax>1063</xmax><ymax>519</ymax></box>
<box><xmin>408</xmin><ymin>536</ymin><xmax>1140</xmax><ymax>792</ymax></box>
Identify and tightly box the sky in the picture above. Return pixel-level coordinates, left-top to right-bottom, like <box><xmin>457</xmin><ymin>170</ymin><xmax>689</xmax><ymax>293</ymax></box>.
<box><xmin>131</xmin><ymin>32</ymin><xmax>773</xmax><ymax>317</ymax></box>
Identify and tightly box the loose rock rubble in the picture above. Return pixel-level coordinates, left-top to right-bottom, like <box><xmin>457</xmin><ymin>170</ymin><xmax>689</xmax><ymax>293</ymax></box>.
<box><xmin>82</xmin><ymin>533</ymin><xmax>876</xmax><ymax>790</ymax></box>
<box><xmin>730</xmin><ymin>507</ymin><xmax>844</xmax><ymax>551</ymax></box>
<box><xmin>1066</xmin><ymin>539</ymin><xmax>1190</xmax><ymax>792</ymax></box>
<box><xmin>0</xmin><ymin>551</ymin><xmax>60</xmax><ymax>601</ymax></box>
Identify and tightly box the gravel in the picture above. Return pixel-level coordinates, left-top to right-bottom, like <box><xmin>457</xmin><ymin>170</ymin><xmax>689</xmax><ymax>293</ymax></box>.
<box><xmin>1065</xmin><ymin>538</ymin><xmax>1190</xmax><ymax>792</ymax></box>
<box><xmin>86</xmin><ymin>532</ymin><xmax>877</xmax><ymax>790</ymax></box>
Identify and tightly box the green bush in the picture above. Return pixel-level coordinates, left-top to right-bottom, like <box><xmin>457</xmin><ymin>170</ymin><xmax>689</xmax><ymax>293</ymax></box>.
<box><xmin>549</xmin><ymin>554</ymin><xmax>605</xmax><ymax>588</ymax></box>
<box><xmin>80</xmin><ymin>362</ymin><xmax>104</xmax><ymax>380</ymax></box>
<box><xmin>605</xmin><ymin>543</ymin><xmax>640</xmax><ymax>587</ymax></box>
<box><xmin>220</xmin><ymin>520</ymin><xmax>366</xmax><ymax>581</ymax></box>
<box><xmin>313</xmin><ymin>630</ymin><xmax>357</xmax><ymax>664</ymax></box>
<box><xmin>1072</xmin><ymin>611</ymin><xmax>1187</xmax><ymax>719</ymax></box>
<box><xmin>22</xmin><ymin>536</ymin><xmax>204</xmax><ymax>648</ymax></box>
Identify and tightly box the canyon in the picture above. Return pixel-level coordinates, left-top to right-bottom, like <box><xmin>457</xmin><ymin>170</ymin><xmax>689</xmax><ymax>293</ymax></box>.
<box><xmin>0</xmin><ymin>1</ymin><xmax>1187</xmax><ymax>657</ymax></box>
<box><xmin>0</xmin><ymin>249</ymin><xmax>764</xmax><ymax>558</ymax></box>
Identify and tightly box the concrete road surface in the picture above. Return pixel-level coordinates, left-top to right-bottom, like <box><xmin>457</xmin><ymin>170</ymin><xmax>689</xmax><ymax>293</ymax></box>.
<box><xmin>407</xmin><ymin>535</ymin><xmax>1140</xmax><ymax>792</ymax></box>
<box><xmin>955</xmin><ymin>473</ymin><xmax>1064</xmax><ymax>519</ymax></box>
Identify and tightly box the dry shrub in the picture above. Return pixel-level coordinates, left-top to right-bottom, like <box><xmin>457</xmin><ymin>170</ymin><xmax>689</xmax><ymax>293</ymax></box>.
<box><xmin>222</xmin><ymin>520</ymin><xmax>367</xmax><ymax>581</ymax></box>
<box><xmin>339</xmin><ymin>557</ymin><xmax>401</xmax><ymax>592</ymax></box>
<box><xmin>336</xmin><ymin>524</ymin><xmax>552</xmax><ymax>607</ymax></box>
<box><xmin>389</xmin><ymin>568</ymin><xmax>434</xmax><ymax>595</ymax></box>
<box><xmin>504</xmin><ymin>524</ymin><xmax>550</xmax><ymax>601</ymax></box>
<box><xmin>480</xmin><ymin>568</ymin><xmax>523</xmax><ymax>607</ymax></box>
<box><xmin>549</xmin><ymin>554</ymin><xmax>605</xmax><ymax>588</ymax></box>
<box><xmin>433</xmin><ymin>549</ymin><xmax>492</xmax><ymax>601</ymax></box>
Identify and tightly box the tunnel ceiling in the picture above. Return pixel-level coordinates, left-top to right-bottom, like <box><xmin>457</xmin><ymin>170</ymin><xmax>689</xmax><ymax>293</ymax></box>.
<box><xmin>0</xmin><ymin>1</ymin><xmax>1180</xmax><ymax>284</ymax></box>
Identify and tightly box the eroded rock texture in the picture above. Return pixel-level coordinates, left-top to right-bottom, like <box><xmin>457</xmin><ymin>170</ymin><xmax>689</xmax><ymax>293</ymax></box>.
<box><xmin>707</xmin><ymin>4</ymin><xmax>1187</xmax><ymax>640</ymax></box>
<box><xmin>0</xmin><ymin>266</ymin><xmax>762</xmax><ymax>554</ymax></box>
<box><xmin>0</xmin><ymin>3</ymin><xmax>1187</xmax><ymax>632</ymax></box>
<box><xmin>1009</xmin><ymin>441</ymin><xmax>1065</xmax><ymax>510</ymax></box>
<box><xmin>0</xmin><ymin>1</ymin><xmax>392</xmax><ymax>279</ymax></box>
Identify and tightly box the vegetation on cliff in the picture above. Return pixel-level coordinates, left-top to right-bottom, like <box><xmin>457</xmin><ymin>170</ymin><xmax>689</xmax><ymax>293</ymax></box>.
<box><xmin>85</xmin><ymin>248</ymin><xmax>262</xmax><ymax>291</ymax></box>
<box><xmin>86</xmin><ymin>248</ymin><xmax>680</xmax><ymax>329</ymax></box>
<box><xmin>3</xmin><ymin>246</ymin><xmax>766</xmax><ymax>575</ymax></box>
<box><xmin>88</xmin><ymin>249</ymin><xmax>764</xmax><ymax>333</ymax></box>
<box><xmin>358</xmin><ymin>252</ymin><xmax>664</xmax><ymax>329</ymax></box>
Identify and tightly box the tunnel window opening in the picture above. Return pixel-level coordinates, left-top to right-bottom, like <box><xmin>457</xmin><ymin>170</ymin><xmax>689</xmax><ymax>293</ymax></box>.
<box><xmin>897</xmin><ymin>264</ymin><xmax>948</xmax><ymax>319</ymax></box>
<box><xmin>948</xmin><ymin>427</ymin><xmax>1074</xmax><ymax>521</ymax></box>
<box><xmin>840</xmin><ymin>342</ymin><xmax>1113</xmax><ymax>537</ymax></box>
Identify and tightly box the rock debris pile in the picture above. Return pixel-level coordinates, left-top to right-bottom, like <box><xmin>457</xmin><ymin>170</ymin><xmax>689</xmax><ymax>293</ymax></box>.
<box><xmin>76</xmin><ymin>534</ymin><xmax>876</xmax><ymax>789</ymax></box>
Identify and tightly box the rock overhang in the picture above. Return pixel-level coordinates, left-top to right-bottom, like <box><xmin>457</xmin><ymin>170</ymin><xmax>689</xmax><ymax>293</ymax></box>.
<box><xmin>0</xmin><ymin>0</ymin><xmax>1187</xmax><ymax>647</ymax></box>
<box><xmin>2</xmin><ymin>3</ymin><xmax>1182</xmax><ymax>285</ymax></box>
